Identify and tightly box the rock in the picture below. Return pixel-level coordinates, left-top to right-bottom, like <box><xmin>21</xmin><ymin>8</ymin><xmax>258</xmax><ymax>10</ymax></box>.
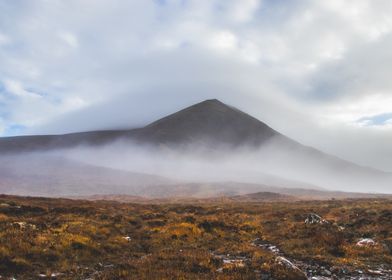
<box><xmin>12</xmin><ymin>221</ymin><xmax>36</xmax><ymax>230</ymax></box>
<box><xmin>223</xmin><ymin>259</ymin><xmax>245</xmax><ymax>267</ymax></box>
<box><xmin>367</xmin><ymin>269</ymin><xmax>384</xmax><ymax>276</ymax></box>
<box><xmin>275</xmin><ymin>256</ymin><xmax>302</xmax><ymax>272</ymax></box>
<box><xmin>273</xmin><ymin>256</ymin><xmax>307</xmax><ymax>280</ymax></box>
<box><xmin>252</xmin><ymin>238</ymin><xmax>281</xmax><ymax>254</ymax></box>
<box><xmin>356</xmin><ymin>238</ymin><xmax>376</xmax><ymax>247</ymax></box>
<box><xmin>276</xmin><ymin>257</ymin><xmax>297</xmax><ymax>269</ymax></box>
<box><xmin>12</xmin><ymin>222</ymin><xmax>27</xmax><ymax>229</ymax></box>
<box><xmin>211</xmin><ymin>252</ymin><xmax>248</xmax><ymax>271</ymax></box>
<box><xmin>37</xmin><ymin>272</ymin><xmax>63</xmax><ymax>278</ymax></box>
<box><xmin>338</xmin><ymin>226</ymin><xmax>345</xmax><ymax>231</ymax></box>
<box><xmin>305</xmin><ymin>213</ymin><xmax>328</xmax><ymax>225</ymax></box>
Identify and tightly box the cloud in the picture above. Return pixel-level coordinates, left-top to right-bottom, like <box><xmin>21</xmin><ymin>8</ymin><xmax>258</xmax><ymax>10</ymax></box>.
<box><xmin>3</xmin><ymin>79</ymin><xmax>42</xmax><ymax>98</ymax></box>
<box><xmin>0</xmin><ymin>0</ymin><xmax>392</xmax><ymax>171</ymax></box>
<box><xmin>58</xmin><ymin>32</ymin><xmax>79</xmax><ymax>49</ymax></box>
<box><xmin>222</xmin><ymin>0</ymin><xmax>261</xmax><ymax>23</ymax></box>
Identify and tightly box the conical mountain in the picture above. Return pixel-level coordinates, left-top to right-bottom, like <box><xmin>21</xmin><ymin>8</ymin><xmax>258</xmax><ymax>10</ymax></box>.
<box><xmin>0</xmin><ymin>99</ymin><xmax>282</xmax><ymax>152</ymax></box>
<box><xmin>134</xmin><ymin>99</ymin><xmax>280</xmax><ymax>147</ymax></box>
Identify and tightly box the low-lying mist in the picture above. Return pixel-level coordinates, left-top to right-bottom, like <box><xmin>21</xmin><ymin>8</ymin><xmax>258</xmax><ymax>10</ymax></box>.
<box><xmin>1</xmin><ymin>135</ymin><xmax>391</xmax><ymax>198</ymax></box>
<box><xmin>52</xmin><ymin>136</ymin><xmax>392</xmax><ymax>194</ymax></box>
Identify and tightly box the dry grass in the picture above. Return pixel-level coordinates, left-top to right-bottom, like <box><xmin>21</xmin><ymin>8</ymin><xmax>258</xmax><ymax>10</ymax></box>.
<box><xmin>0</xmin><ymin>195</ymin><xmax>391</xmax><ymax>279</ymax></box>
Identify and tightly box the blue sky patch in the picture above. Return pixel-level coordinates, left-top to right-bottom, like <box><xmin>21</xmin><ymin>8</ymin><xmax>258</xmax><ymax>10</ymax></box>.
<box><xmin>3</xmin><ymin>124</ymin><xmax>27</xmax><ymax>136</ymax></box>
<box><xmin>357</xmin><ymin>112</ymin><xmax>392</xmax><ymax>126</ymax></box>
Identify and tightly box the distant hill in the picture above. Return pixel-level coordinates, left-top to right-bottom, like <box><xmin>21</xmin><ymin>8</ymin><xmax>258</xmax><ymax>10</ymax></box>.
<box><xmin>74</xmin><ymin>188</ymin><xmax>392</xmax><ymax>204</ymax></box>
<box><xmin>228</xmin><ymin>191</ymin><xmax>294</xmax><ymax>202</ymax></box>
<box><xmin>74</xmin><ymin>191</ymin><xmax>295</xmax><ymax>203</ymax></box>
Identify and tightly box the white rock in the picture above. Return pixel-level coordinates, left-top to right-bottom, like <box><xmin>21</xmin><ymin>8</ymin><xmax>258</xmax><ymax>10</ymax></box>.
<box><xmin>123</xmin><ymin>236</ymin><xmax>131</xmax><ymax>241</ymax></box>
<box><xmin>367</xmin><ymin>269</ymin><xmax>384</xmax><ymax>275</ymax></box>
<box><xmin>13</xmin><ymin>222</ymin><xmax>26</xmax><ymax>229</ymax></box>
<box><xmin>356</xmin><ymin>238</ymin><xmax>376</xmax><ymax>247</ymax></box>
<box><xmin>276</xmin><ymin>256</ymin><xmax>299</xmax><ymax>270</ymax></box>
<box><xmin>305</xmin><ymin>213</ymin><xmax>328</xmax><ymax>225</ymax></box>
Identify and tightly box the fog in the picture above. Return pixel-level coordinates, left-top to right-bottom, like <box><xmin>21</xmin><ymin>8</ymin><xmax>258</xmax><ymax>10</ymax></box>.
<box><xmin>41</xmin><ymin>136</ymin><xmax>392</xmax><ymax>195</ymax></box>
<box><xmin>1</xmin><ymin>122</ymin><xmax>391</xmax><ymax>198</ymax></box>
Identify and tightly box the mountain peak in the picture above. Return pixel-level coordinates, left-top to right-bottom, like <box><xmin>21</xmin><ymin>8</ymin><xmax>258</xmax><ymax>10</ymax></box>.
<box><xmin>202</xmin><ymin>98</ymin><xmax>221</xmax><ymax>103</ymax></box>
<box><xmin>139</xmin><ymin>99</ymin><xmax>280</xmax><ymax>147</ymax></box>
<box><xmin>186</xmin><ymin>99</ymin><xmax>232</xmax><ymax>111</ymax></box>
<box><xmin>199</xmin><ymin>98</ymin><xmax>225</xmax><ymax>105</ymax></box>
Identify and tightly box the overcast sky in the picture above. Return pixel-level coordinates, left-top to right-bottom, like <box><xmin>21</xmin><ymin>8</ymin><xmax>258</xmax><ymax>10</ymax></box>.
<box><xmin>0</xmin><ymin>0</ymin><xmax>391</xmax><ymax>171</ymax></box>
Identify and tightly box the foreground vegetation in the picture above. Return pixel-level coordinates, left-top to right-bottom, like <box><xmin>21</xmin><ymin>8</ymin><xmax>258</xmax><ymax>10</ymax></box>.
<box><xmin>0</xmin><ymin>195</ymin><xmax>391</xmax><ymax>279</ymax></box>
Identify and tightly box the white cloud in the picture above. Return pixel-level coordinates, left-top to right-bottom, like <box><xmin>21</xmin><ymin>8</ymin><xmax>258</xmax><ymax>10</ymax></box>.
<box><xmin>58</xmin><ymin>31</ymin><xmax>79</xmax><ymax>49</ymax></box>
<box><xmin>319</xmin><ymin>0</ymin><xmax>392</xmax><ymax>41</ymax></box>
<box><xmin>3</xmin><ymin>79</ymin><xmax>41</xmax><ymax>98</ymax></box>
<box><xmin>207</xmin><ymin>30</ymin><xmax>238</xmax><ymax>52</ymax></box>
<box><xmin>0</xmin><ymin>0</ymin><xmax>392</xmax><ymax>171</ymax></box>
<box><xmin>224</xmin><ymin>0</ymin><xmax>261</xmax><ymax>23</ymax></box>
<box><xmin>319</xmin><ymin>94</ymin><xmax>392</xmax><ymax>125</ymax></box>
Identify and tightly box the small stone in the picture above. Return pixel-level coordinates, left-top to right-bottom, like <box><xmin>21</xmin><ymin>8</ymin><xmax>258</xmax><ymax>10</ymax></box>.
<box><xmin>123</xmin><ymin>236</ymin><xmax>131</xmax><ymax>241</ymax></box>
<box><xmin>356</xmin><ymin>238</ymin><xmax>376</xmax><ymax>247</ymax></box>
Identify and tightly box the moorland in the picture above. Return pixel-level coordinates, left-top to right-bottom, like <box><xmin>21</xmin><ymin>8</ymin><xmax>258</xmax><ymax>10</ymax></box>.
<box><xmin>0</xmin><ymin>195</ymin><xmax>391</xmax><ymax>279</ymax></box>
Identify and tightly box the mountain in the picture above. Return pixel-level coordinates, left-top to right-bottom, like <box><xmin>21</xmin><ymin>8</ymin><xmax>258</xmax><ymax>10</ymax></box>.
<box><xmin>133</xmin><ymin>99</ymin><xmax>280</xmax><ymax>147</ymax></box>
<box><xmin>0</xmin><ymin>98</ymin><xmax>391</xmax><ymax>194</ymax></box>
<box><xmin>0</xmin><ymin>99</ymin><xmax>281</xmax><ymax>152</ymax></box>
